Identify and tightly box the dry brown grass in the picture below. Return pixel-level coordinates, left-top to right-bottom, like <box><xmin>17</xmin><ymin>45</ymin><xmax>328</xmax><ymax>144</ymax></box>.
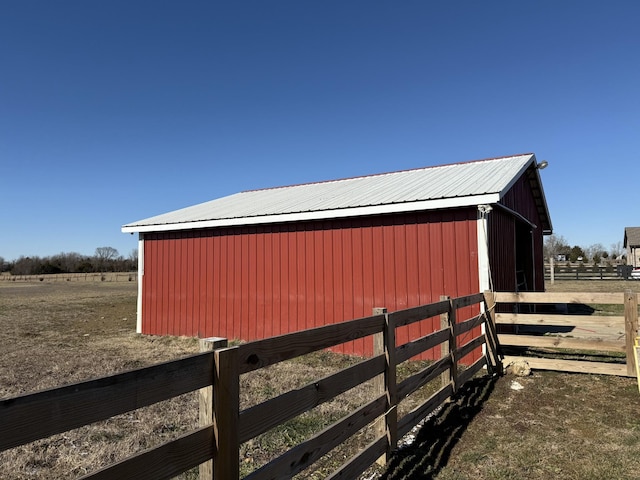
<box><xmin>0</xmin><ymin>281</ymin><xmax>438</xmax><ymax>479</ymax></box>
<box><xmin>3</xmin><ymin>279</ymin><xmax>639</xmax><ymax>479</ymax></box>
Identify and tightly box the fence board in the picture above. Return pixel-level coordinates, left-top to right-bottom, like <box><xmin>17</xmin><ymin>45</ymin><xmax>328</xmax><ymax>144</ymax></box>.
<box><xmin>456</xmin><ymin>314</ymin><xmax>485</xmax><ymax>336</ymax></box>
<box><xmin>245</xmin><ymin>395</ymin><xmax>387</xmax><ymax>480</ymax></box>
<box><xmin>451</xmin><ymin>292</ymin><xmax>485</xmax><ymax>310</ymax></box>
<box><xmin>498</xmin><ymin>334</ymin><xmax>625</xmax><ymax>352</ymax></box>
<box><xmin>390</xmin><ymin>300</ymin><xmax>450</xmax><ymax>328</ymax></box>
<box><xmin>494</xmin><ymin>291</ymin><xmax>622</xmax><ymax>305</ymax></box>
<box><xmin>397</xmin><ymin>356</ymin><xmax>451</xmax><ymax>401</ymax></box>
<box><xmin>237</xmin><ymin>314</ymin><xmax>385</xmax><ymax>374</ymax></box>
<box><xmin>495</xmin><ymin>313</ymin><xmax>624</xmax><ymax>330</ymax></box>
<box><xmin>503</xmin><ymin>356</ymin><xmax>632</xmax><ymax>377</ymax></box>
<box><xmin>0</xmin><ymin>353</ymin><xmax>212</xmax><ymax>452</ymax></box>
<box><xmin>81</xmin><ymin>426</ymin><xmax>214</xmax><ymax>480</ymax></box>
<box><xmin>396</xmin><ymin>328</ymin><xmax>448</xmax><ymax>364</ymax></box>
<box><xmin>457</xmin><ymin>357</ymin><xmax>487</xmax><ymax>386</ymax></box>
<box><xmin>397</xmin><ymin>383</ymin><xmax>453</xmax><ymax>439</ymax></box>
<box><xmin>456</xmin><ymin>334</ymin><xmax>486</xmax><ymax>360</ymax></box>
<box><xmin>239</xmin><ymin>355</ymin><xmax>385</xmax><ymax>442</ymax></box>
<box><xmin>326</xmin><ymin>436</ymin><xmax>387</xmax><ymax>480</ymax></box>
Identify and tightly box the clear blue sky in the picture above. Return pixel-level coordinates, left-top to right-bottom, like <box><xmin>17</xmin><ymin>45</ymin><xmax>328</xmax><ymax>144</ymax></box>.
<box><xmin>1</xmin><ymin>1</ymin><xmax>638</xmax><ymax>262</ymax></box>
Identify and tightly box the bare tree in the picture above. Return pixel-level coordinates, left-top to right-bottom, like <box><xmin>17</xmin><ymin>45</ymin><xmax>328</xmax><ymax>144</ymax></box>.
<box><xmin>543</xmin><ymin>234</ymin><xmax>569</xmax><ymax>260</ymax></box>
<box><xmin>95</xmin><ymin>247</ymin><xmax>119</xmax><ymax>272</ymax></box>
<box><xmin>610</xmin><ymin>241</ymin><xmax>623</xmax><ymax>260</ymax></box>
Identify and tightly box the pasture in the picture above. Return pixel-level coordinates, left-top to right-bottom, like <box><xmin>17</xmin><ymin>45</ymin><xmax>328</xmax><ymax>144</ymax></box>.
<box><xmin>1</xmin><ymin>279</ymin><xmax>640</xmax><ymax>479</ymax></box>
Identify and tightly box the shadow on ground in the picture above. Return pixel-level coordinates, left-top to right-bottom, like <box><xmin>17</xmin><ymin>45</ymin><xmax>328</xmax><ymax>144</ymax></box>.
<box><xmin>380</xmin><ymin>375</ymin><xmax>497</xmax><ymax>480</ymax></box>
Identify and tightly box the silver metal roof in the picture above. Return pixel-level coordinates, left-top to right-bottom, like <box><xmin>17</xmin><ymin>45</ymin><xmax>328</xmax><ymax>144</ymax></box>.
<box><xmin>123</xmin><ymin>154</ymin><xmax>551</xmax><ymax>233</ymax></box>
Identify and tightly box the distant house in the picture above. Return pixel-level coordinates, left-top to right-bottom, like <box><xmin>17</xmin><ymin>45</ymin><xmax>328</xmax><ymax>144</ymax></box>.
<box><xmin>122</xmin><ymin>153</ymin><xmax>552</xmax><ymax>357</ymax></box>
<box><xmin>624</xmin><ymin>227</ymin><xmax>640</xmax><ymax>267</ymax></box>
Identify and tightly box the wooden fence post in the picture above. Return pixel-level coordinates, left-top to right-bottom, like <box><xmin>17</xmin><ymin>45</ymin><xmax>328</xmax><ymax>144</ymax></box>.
<box><xmin>214</xmin><ymin>346</ymin><xmax>240</xmax><ymax>480</ymax></box>
<box><xmin>440</xmin><ymin>296</ymin><xmax>457</xmax><ymax>396</ymax></box>
<box><xmin>624</xmin><ymin>291</ymin><xmax>639</xmax><ymax>377</ymax></box>
<box><xmin>483</xmin><ymin>291</ymin><xmax>502</xmax><ymax>375</ymax></box>
<box><xmin>199</xmin><ymin>337</ymin><xmax>228</xmax><ymax>480</ymax></box>
<box><xmin>373</xmin><ymin>307</ymin><xmax>397</xmax><ymax>465</ymax></box>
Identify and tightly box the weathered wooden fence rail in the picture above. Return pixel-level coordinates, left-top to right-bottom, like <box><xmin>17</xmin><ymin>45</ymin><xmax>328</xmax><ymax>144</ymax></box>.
<box><xmin>544</xmin><ymin>265</ymin><xmax>630</xmax><ymax>281</ymax></box>
<box><xmin>0</xmin><ymin>293</ymin><xmax>497</xmax><ymax>479</ymax></box>
<box><xmin>0</xmin><ymin>272</ymin><xmax>137</xmax><ymax>282</ymax></box>
<box><xmin>487</xmin><ymin>290</ymin><xmax>639</xmax><ymax>377</ymax></box>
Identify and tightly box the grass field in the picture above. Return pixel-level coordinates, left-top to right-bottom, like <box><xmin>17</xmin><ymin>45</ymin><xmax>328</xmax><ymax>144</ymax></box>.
<box><xmin>1</xmin><ymin>279</ymin><xmax>639</xmax><ymax>479</ymax></box>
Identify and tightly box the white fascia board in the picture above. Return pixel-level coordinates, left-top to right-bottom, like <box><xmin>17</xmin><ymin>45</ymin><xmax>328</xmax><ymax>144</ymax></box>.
<box><xmin>121</xmin><ymin>193</ymin><xmax>501</xmax><ymax>234</ymax></box>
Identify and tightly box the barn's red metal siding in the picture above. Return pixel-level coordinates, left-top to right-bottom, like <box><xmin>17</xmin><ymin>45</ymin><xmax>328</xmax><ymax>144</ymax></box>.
<box><xmin>141</xmin><ymin>209</ymin><xmax>481</xmax><ymax>360</ymax></box>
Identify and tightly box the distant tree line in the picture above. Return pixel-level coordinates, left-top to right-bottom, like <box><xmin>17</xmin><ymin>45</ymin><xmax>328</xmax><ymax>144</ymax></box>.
<box><xmin>0</xmin><ymin>247</ymin><xmax>138</xmax><ymax>275</ymax></box>
<box><xmin>543</xmin><ymin>235</ymin><xmax>625</xmax><ymax>265</ymax></box>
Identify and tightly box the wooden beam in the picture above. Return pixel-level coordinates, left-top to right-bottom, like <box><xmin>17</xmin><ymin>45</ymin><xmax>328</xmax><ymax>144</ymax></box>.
<box><xmin>494</xmin><ymin>291</ymin><xmax>622</xmax><ymax>305</ymax></box>
<box><xmin>498</xmin><ymin>334</ymin><xmax>625</xmax><ymax>353</ymax></box>
<box><xmin>81</xmin><ymin>426</ymin><xmax>214</xmax><ymax>480</ymax></box>
<box><xmin>236</xmin><ymin>313</ymin><xmax>385</xmax><ymax>374</ymax></box>
<box><xmin>239</xmin><ymin>355</ymin><xmax>385</xmax><ymax>443</ymax></box>
<box><xmin>495</xmin><ymin>313</ymin><xmax>624</xmax><ymax>330</ymax></box>
<box><xmin>0</xmin><ymin>352</ymin><xmax>213</xmax><ymax>452</ymax></box>
<box><xmin>503</xmin><ymin>355</ymin><xmax>633</xmax><ymax>377</ymax></box>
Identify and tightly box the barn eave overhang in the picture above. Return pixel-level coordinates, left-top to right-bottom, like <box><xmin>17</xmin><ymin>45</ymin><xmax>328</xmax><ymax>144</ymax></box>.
<box><xmin>121</xmin><ymin>193</ymin><xmax>501</xmax><ymax>234</ymax></box>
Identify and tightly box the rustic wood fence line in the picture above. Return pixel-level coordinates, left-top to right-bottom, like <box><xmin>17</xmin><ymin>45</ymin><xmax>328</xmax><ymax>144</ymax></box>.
<box><xmin>487</xmin><ymin>290</ymin><xmax>639</xmax><ymax>377</ymax></box>
<box><xmin>0</xmin><ymin>293</ymin><xmax>497</xmax><ymax>479</ymax></box>
<box><xmin>544</xmin><ymin>265</ymin><xmax>630</xmax><ymax>281</ymax></box>
<box><xmin>0</xmin><ymin>272</ymin><xmax>136</xmax><ymax>283</ymax></box>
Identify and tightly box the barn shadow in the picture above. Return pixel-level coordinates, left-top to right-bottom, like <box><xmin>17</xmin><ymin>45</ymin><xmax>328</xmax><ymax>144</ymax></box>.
<box><xmin>380</xmin><ymin>374</ymin><xmax>497</xmax><ymax>480</ymax></box>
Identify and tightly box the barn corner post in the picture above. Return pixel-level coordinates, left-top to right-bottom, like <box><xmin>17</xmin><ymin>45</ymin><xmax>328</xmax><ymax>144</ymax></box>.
<box><xmin>213</xmin><ymin>345</ymin><xmax>240</xmax><ymax>480</ymax></box>
<box><xmin>624</xmin><ymin>290</ymin><xmax>639</xmax><ymax>377</ymax></box>
<box><xmin>199</xmin><ymin>337</ymin><xmax>229</xmax><ymax>480</ymax></box>
<box><xmin>373</xmin><ymin>307</ymin><xmax>397</xmax><ymax>466</ymax></box>
<box><xmin>440</xmin><ymin>296</ymin><xmax>458</xmax><ymax>396</ymax></box>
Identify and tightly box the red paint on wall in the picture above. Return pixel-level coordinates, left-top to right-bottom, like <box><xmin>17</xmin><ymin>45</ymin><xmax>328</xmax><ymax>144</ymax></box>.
<box><xmin>141</xmin><ymin>210</ymin><xmax>482</xmax><ymax>359</ymax></box>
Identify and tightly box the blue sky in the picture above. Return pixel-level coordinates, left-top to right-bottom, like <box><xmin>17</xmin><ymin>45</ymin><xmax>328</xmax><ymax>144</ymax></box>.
<box><xmin>1</xmin><ymin>1</ymin><xmax>638</xmax><ymax>262</ymax></box>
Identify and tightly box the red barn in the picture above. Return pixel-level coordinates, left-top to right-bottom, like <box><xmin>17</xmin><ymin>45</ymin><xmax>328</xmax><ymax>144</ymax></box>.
<box><xmin>122</xmin><ymin>154</ymin><xmax>552</xmax><ymax>358</ymax></box>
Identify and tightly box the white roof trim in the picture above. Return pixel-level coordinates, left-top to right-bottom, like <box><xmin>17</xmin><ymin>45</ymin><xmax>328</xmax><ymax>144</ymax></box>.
<box><xmin>122</xmin><ymin>193</ymin><xmax>501</xmax><ymax>233</ymax></box>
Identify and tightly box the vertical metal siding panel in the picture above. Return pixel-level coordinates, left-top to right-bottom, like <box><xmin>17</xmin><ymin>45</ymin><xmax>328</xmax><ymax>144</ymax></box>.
<box><xmin>202</xmin><ymin>232</ymin><xmax>210</xmax><ymax>337</ymax></box>
<box><xmin>257</xmin><ymin>230</ymin><xmax>267</xmax><ymax>339</ymax></box>
<box><xmin>351</xmin><ymin>221</ymin><xmax>364</xmax><ymax>318</ymax></box>
<box><xmin>279</xmin><ymin>229</ymin><xmax>289</xmax><ymax>337</ymax></box>
<box><xmin>371</xmin><ymin>223</ymin><xmax>385</xmax><ymax>314</ymax></box>
<box><xmin>305</xmin><ymin>226</ymin><xmax>315</xmax><ymax>331</ymax></box>
<box><xmin>405</xmin><ymin>217</ymin><xmax>421</xmax><ymax>355</ymax></box>
<box><xmin>270</xmin><ymin>230</ymin><xmax>281</xmax><ymax>338</ymax></box>
<box><xmin>361</xmin><ymin>222</ymin><xmax>374</xmax><ymax>312</ymax></box>
<box><xmin>323</xmin><ymin>227</ymin><xmax>334</xmax><ymax>332</ymax></box>
<box><xmin>393</xmin><ymin>222</ymin><xmax>410</xmax><ymax>350</ymax></box>
<box><xmin>314</xmin><ymin>229</ymin><xmax>325</xmax><ymax>328</ymax></box>
<box><xmin>331</xmin><ymin>227</ymin><xmax>345</xmax><ymax>353</ymax></box>
<box><xmin>165</xmin><ymin>234</ymin><xmax>174</xmax><ymax>336</ymax></box>
<box><xmin>441</xmin><ymin>213</ymin><xmax>457</xmax><ymax>296</ymax></box>
<box><xmin>218</xmin><ymin>234</ymin><xmax>228</xmax><ymax>339</ymax></box>
<box><xmin>232</xmin><ymin>233</ymin><xmax>242</xmax><ymax>339</ymax></box>
<box><xmin>350</xmin><ymin>221</ymin><xmax>365</xmax><ymax>355</ymax></box>
<box><xmin>287</xmin><ymin>229</ymin><xmax>297</xmax><ymax>333</ymax></box>
<box><xmin>184</xmin><ymin>234</ymin><xmax>193</xmax><ymax>336</ymax></box>
<box><xmin>296</xmin><ymin>228</ymin><xmax>306</xmax><ymax>333</ymax></box>
<box><xmin>247</xmin><ymin>232</ymin><xmax>257</xmax><ymax>340</ymax></box>
<box><xmin>211</xmin><ymin>234</ymin><xmax>219</xmax><ymax>338</ymax></box>
<box><xmin>382</xmin><ymin>223</ymin><xmax>395</xmax><ymax>310</ymax></box>
<box><xmin>342</xmin><ymin>225</ymin><xmax>354</xmax><ymax>325</ymax></box>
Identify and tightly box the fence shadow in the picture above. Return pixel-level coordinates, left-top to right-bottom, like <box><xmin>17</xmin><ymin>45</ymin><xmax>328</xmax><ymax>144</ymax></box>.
<box><xmin>380</xmin><ymin>374</ymin><xmax>497</xmax><ymax>480</ymax></box>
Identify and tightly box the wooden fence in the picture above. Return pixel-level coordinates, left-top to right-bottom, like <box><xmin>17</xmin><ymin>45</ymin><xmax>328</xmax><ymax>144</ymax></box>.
<box><xmin>544</xmin><ymin>265</ymin><xmax>628</xmax><ymax>281</ymax></box>
<box><xmin>0</xmin><ymin>272</ymin><xmax>137</xmax><ymax>283</ymax></box>
<box><xmin>487</xmin><ymin>290</ymin><xmax>639</xmax><ymax>377</ymax></box>
<box><xmin>0</xmin><ymin>293</ymin><xmax>497</xmax><ymax>479</ymax></box>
